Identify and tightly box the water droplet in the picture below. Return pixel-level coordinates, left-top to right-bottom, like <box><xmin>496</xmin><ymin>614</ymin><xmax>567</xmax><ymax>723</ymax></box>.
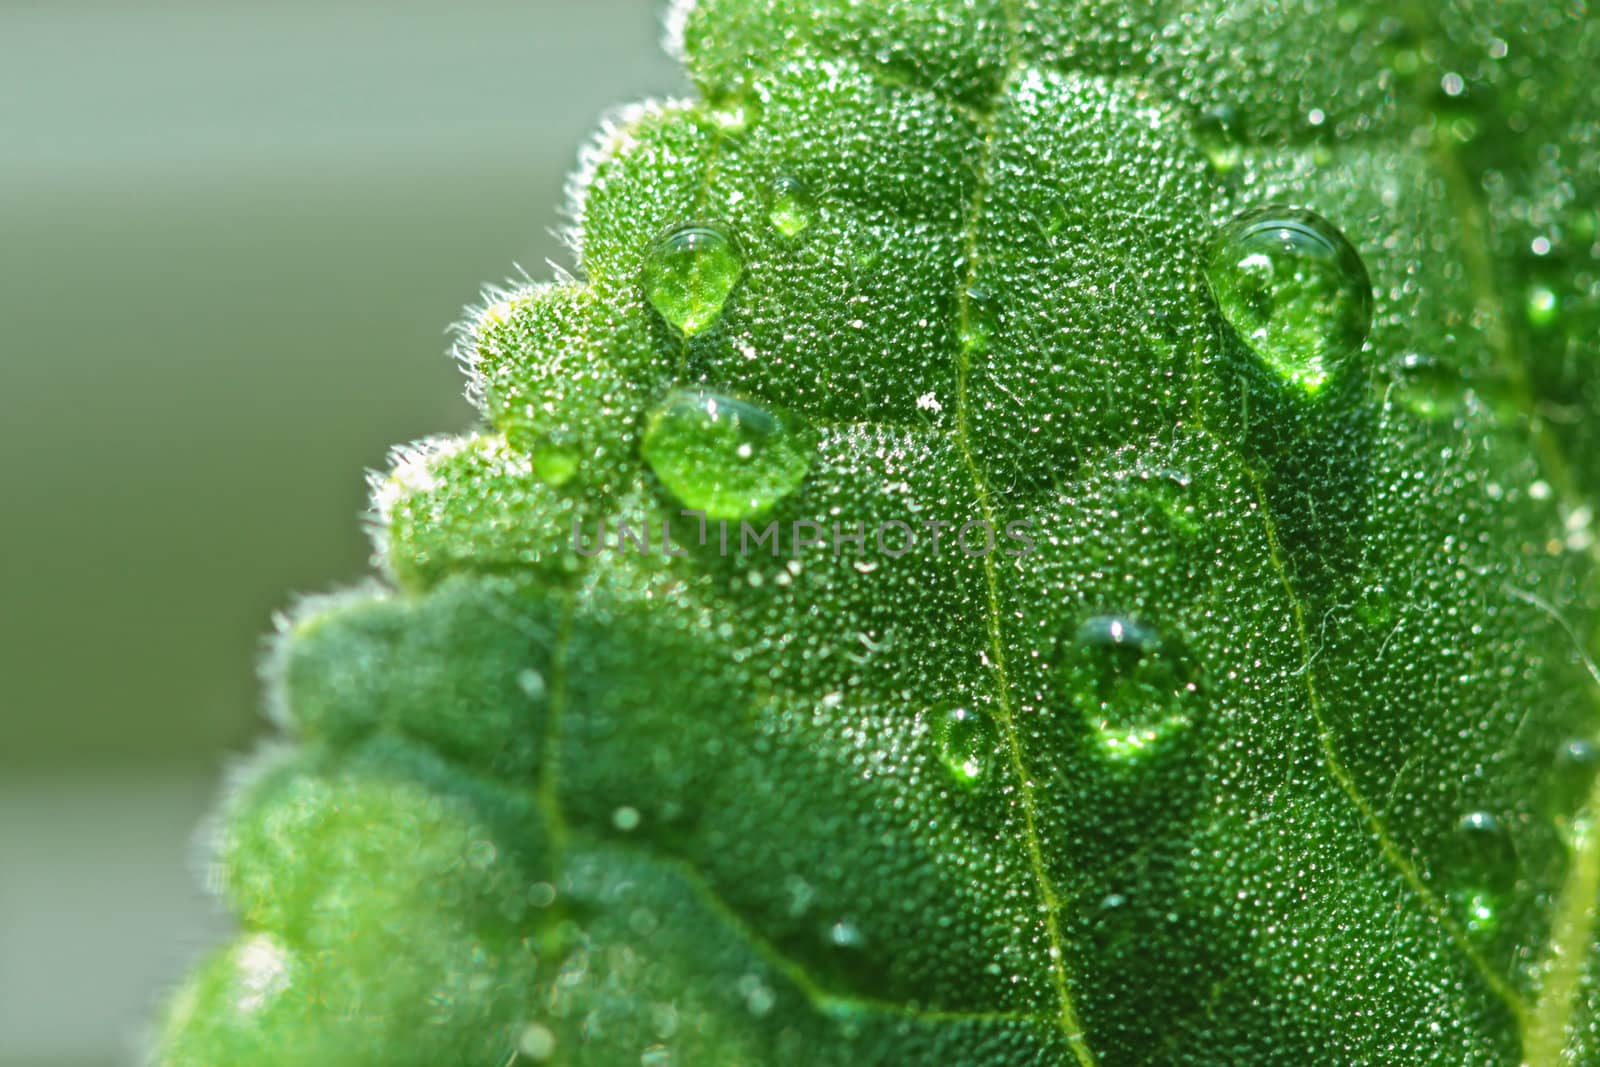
<box><xmin>642</xmin><ymin>225</ymin><xmax>744</xmax><ymax>336</ymax></box>
<box><xmin>828</xmin><ymin>920</ymin><xmax>866</xmax><ymax>949</ymax></box>
<box><xmin>767</xmin><ymin>176</ymin><xmax>816</xmax><ymax>239</ymax></box>
<box><xmin>517</xmin><ymin>669</ymin><xmax>548</xmax><ymax>701</ymax></box>
<box><xmin>961</xmin><ymin>288</ymin><xmax>1000</xmax><ymax>354</ymax></box>
<box><xmin>612</xmin><ymin>805</ymin><xmax>642</xmax><ymax>832</ymax></box>
<box><xmin>1447</xmin><ymin>811</ymin><xmax>1518</xmax><ymax>891</ymax></box>
<box><xmin>1065</xmin><ymin>616</ymin><xmax>1201</xmax><ymax>764</ymax></box>
<box><xmin>518</xmin><ymin>1023</ymin><xmax>557</xmax><ymax>1061</ymax></box>
<box><xmin>1196</xmin><ymin>105</ymin><xmax>1243</xmax><ymax>174</ymax></box>
<box><xmin>506</xmin><ymin>424</ymin><xmax>581</xmax><ymax>487</ymax></box>
<box><xmin>640</xmin><ymin>389</ymin><xmax>815</xmax><ymax>520</ymax></box>
<box><xmin>1445</xmin><ymin>812</ymin><xmax>1516</xmax><ymax>937</ymax></box>
<box><xmin>1206</xmin><ymin>205</ymin><xmax>1372</xmax><ymax>395</ymax></box>
<box><xmin>1394</xmin><ymin>353</ymin><xmax>1467</xmax><ymax>421</ymax></box>
<box><xmin>641</xmin><ymin>1045</ymin><xmax>673</xmax><ymax>1067</ymax></box>
<box><xmin>1527</xmin><ymin>284</ymin><xmax>1560</xmax><ymax>328</ymax></box>
<box><xmin>1552</xmin><ymin>738</ymin><xmax>1600</xmax><ymax>817</ymax></box>
<box><xmin>932</xmin><ymin>705</ymin><xmax>996</xmax><ymax>787</ymax></box>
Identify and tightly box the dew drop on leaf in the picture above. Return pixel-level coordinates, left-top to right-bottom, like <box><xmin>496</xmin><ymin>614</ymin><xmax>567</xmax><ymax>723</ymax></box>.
<box><xmin>1526</xmin><ymin>283</ymin><xmax>1560</xmax><ymax>328</ymax></box>
<box><xmin>767</xmin><ymin>176</ymin><xmax>817</xmax><ymax>239</ymax></box>
<box><xmin>518</xmin><ymin>1023</ymin><xmax>557</xmax><ymax>1061</ymax></box>
<box><xmin>1446</xmin><ymin>811</ymin><xmax>1518</xmax><ymax>936</ymax></box>
<box><xmin>1205</xmin><ymin>205</ymin><xmax>1372</xmax><ymax>395</ymax></box>
<box><xmin>642</xmin><ymin>225</ymin><xmax>744</xmax><ymax>336</ymax></box>
<box><xmin>1195</xmin><ymin>104</ymin><xmax>1243</xmax><ymax>175</ymax></box>
<box><xmin>931</xmin><ymin>705</ymin><xmax>996</xmax><ymax>787</ymax></box>
<box><xmin>1551</xmin><ymin>737</ymin><xmax>1600</xmax><ymax>818</ymax></box>
<box><xmin>1393</xmin><ymin>352</ymin><xmax>1468</xmax><ymax>422</ymax></box>
<box><xmin>1065</xmin><ymin>616</ymin><xmax>1201</xmax><ymax>764</ymax></box>
<box><xmin>640</xmin><ymin>389</ymin><xmax>815</xmax><ymax>520</ymax></box>
<box><xmin>960</xmin><ymin>287</ymin><xmax>999</xmax><ymax>355</ymax></box>
<box><xmin>506</xmin><ymin>423</ymin><xmax>581</xmax><ymax>487</ymax></box>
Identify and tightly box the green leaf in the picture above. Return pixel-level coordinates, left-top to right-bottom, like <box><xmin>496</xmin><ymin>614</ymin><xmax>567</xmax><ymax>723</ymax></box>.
<box><xmin>156</xmin><ymin>2</ymin><xmax>1600</xmax><ymax>1064</ymax></box>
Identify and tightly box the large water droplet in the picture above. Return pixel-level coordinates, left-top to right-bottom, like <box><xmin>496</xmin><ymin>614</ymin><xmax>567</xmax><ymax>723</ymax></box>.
<box><xmin>932</xmin><ymin>705</ymin><xmax>996</xmax><ymax>787</ymax></box>
<box><xmin>1446</xmin><ymin>811</ymin><xmax>1517</xmax><ymax>936</ymax></box>
<box><xmin>640</xmin><ymin>389</ymin><xmax>815</xmax><ymax>520</ymax></box>
<box><xmin>767</xmin><ymin>177</ymin><xmax>816</xmax><ymax>239</ymax></box>
<box><xmin>1066</xmin><ymin>616</ymin><xmax>1201</xmax><ymax>764</ymax></box>
<box><xmin>642</xmin><ymin>225</ymin><xmax>743</xmax><ymax>336</ymax></box>
<box><xmin>1206</xmin><ymin>205</ymin><xmax>1372</xmax><ymax>395</ymax></box>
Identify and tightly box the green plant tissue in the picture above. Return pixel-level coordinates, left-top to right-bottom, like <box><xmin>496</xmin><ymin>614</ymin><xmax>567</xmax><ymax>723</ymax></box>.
<box><xmin>155</xmin><ymin>1</ymin><xmax>1600</xmax><ymax>1064</ymax></box>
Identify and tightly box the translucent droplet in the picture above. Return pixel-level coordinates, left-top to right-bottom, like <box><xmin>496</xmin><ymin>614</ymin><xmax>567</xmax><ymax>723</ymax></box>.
<box><xmin>641</xmin><ymin>1045</ymin><xmax>673</xmax><ymax>1067</ymax></box>
<box><xmin>1444</xmin><ymin>811</ymin><xmax>1518</xmax><ymax>934</ymax></box>
<box><xmin>932</xmin><ymin>705</ymin><xmax>996</xmax><ymax>787</ymax></box>
<box><xmin>1450</xmin><ymin>812</ymin><xmax>1517</xmax><ymax>881</ymax></box>
<box><xmin>612</xmin><ymin>805</ymin><xmax>642</xmax><ymax>832</ymax></box>
<box><xmin>506</xmin><ymin>424</ymin><xmax>581</xmax><ymax>487</ymax></box>
<box><xmin>1206</xmin><ymin>205</ymin><xmax>1372</xmax><ymax>395</ymax></box>
<box><xmin>641</xmin><ymin>389</ymin><xmax>815</xmax><ymax>520</ymax></box>
<box><xmin>642</xmin><ymin>225</ymin><xmax>744</xmax><ymax>336</ymax></box>
<box><xmin>828</xmin><ymin>920</ymin><xmax>866</xmax><ymax>949</ymax></box>
<box><xmin>1196</xmin><ymin>105</ymin><xmax>1243</xmax><ymax>174</ymax></box>
<box><xmin>1526</xmin><ymin>284</ymin><xmax>1560</xmax><ymax>328</ymax></box>
<box><xmin>1453</xmin><ymin>888</ymin><xmax>1499</xmax><ymax>938</ymax></box>
<box><xmin>767</xmin><ymin>176</ymin><xmax>816</xmax><ymax>239</ymax></box>
<box><xmin>518</xmin><ymin>1023</ymin><xmax>557</xmax><ymax>1061</ymax></box>
<box><xmin>961</xmin><ymin>288</ymin><xmax>999</xmax><ymax>354</ymax></box>
<box><xmin>1551</xmin><ymin>738</ymin><xmax>1600</xmax><ymax>818</ymax></box>
<box><xmin>1394</xmin><ymin>352</ymin><xmax>1467</xmax><ymax>421</ymax></box>
<box><xmin>1065</xmin><ymin>616</ymin><xmax>1201</xmax><ymax>764</ymax></box>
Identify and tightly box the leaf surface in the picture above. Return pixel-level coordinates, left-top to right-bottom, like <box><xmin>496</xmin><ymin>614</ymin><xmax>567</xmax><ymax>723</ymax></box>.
<box><xmin>158</xmin><ymin>2</ymin><xmax>1600</xmax><ymax>1064</ymax></box>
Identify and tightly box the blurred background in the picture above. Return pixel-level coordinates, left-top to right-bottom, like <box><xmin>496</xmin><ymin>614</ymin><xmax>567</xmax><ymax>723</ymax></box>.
<box><xmin>0</xmin><ymin>2</ymin><xmax>681</xmax><ymax>1063</ymax></box>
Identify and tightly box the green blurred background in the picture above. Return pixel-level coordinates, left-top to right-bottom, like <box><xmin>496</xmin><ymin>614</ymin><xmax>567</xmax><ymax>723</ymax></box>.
<box><xmin>0</xmin><ymin>3</ymin><xmax>680</xmax><ymax>1063</ymax></box>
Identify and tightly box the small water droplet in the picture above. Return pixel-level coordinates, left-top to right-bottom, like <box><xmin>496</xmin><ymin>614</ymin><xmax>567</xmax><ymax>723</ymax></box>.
<box><xmin>1065</xmin><ymin>616</ymin><xmax>1201</xmax><ymax>764</ymax></box>
<box><xmin>641</xmin><ymin>1045</ymin><xmax>673</xmax><ymax>1067</ymax></box>
<box><xmin>767</xmin><ymin>176</ymin><xmax>817</xmax><ymax>239</ymax></box>
<box><xmin>828</xmin><ymin>920</ymin><xmax>866</xmax><ymax>949</ymax></box>
<box><xmin>1449</xmin><ymin>810</ymin><xmax>1518</xmax><ymax>889</ymax></box>
<box><xmin>506</xmin><ymin>424</ymin><xmax>581</xmax><ymax>487</ymax></box>
<box><xmin>932</xmin><ymin>705</ymin><xmax>996</xmax><ymax>787</ymax></box>
<box><xmin>612</xmin><ymin>806</ymin><xmax>642</xmax><ymax>832</ymax></box>
<box><xmin>1196</xmin><ymin>105</ymin><xmax>1243</xmax><ymax>174</ymax></box>
<box><xmin>640</xmin><ymin>389</ymin><xmax>815</xmax><ymax>520</ymax></box>
<box><xmin>961</xmin><ymin>288</ymin><xmax>1000</xmax><ymax>354</ymax></box>
<box><xmin>1206</xmin><ymin>205</ymin><xmax>1372</xmax><ymax>395</ymax></box>
<box><xmin>1445</xmin><ymin>812</ymin><xmax>1516</xmax><ymax>937</ymax></box>
<box><xmin>1393</xmin><ymin>352</ymin><xmax>1468</xmax><ymax>421</ymax></box>
<box><xmin>642</xmin><ymin>225</ymin><xmax>744</xmax><ymax>336</ymax></box>
<box><xmin>1526</xmin><ymin>284</ymin><xmax>1560</xmax><ymax>328</ymax></box>
<box><xmin>518</xmin><ymin>1023</ymin><xmax>557</xmax><ymax>1061</ymax></box>
<box><xmin>517</xmin><ymin>669</ymin><xmax>547</xmax><ymax>701</ymax></box>
<box><xmin>1552</xmin><ymin>738</ymin><xmax>1600</xmax><ymax>818</ymax></box>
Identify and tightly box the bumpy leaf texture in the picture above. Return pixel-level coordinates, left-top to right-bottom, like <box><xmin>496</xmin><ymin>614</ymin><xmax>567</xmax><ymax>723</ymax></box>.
<box><xmin>157</xmin><ymin>2</ymin><xmax>1600</xmax><ymax>1064</ymax></box>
